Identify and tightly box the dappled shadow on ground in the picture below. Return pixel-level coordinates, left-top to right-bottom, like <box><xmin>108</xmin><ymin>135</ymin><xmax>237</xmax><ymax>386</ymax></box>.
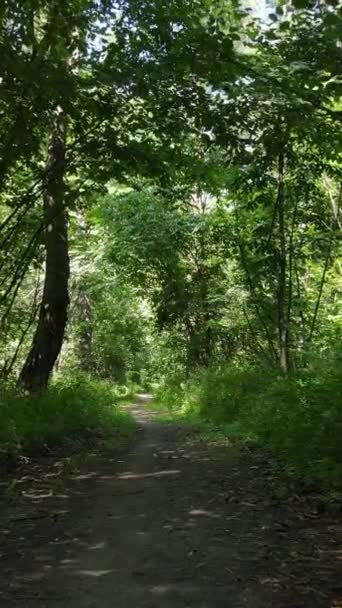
<box><xmin>0</xmin><ymin>400</ymin><xmax>341</xmax><ymax>607</ymax></box>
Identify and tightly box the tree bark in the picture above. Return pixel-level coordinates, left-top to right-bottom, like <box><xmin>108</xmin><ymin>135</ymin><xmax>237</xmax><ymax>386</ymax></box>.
<box><xmin>276</xmin><ymin>149</ymin><xmax>290</xmax><ymax>374</ymax></box>
<box><xmin>19</xmin><ymin>107</ymin><xmax>70</xmax><ymax>392</ymax></box>
<box><xmin>79</xmin><ymin>288</ymin><xmax>93</xmax><ymax>371</ymax></box>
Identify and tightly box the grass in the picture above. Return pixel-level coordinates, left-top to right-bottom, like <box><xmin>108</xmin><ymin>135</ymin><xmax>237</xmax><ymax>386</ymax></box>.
<box><xmin>154</xmin><ymin>354</ymin><xmax>342</xmax><ymax>489</ymax></box>
<box><xmin>149</xmin><ymin>401</ymin><xmax>240</xmax><ymax>450</ymax></box>
<box><xmin>0</xmin><ymin>373</ymin><xmax>136</xmax><ymax>459</ymax></box>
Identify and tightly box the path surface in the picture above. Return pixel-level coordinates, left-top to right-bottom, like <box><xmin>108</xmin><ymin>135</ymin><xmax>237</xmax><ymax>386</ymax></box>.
<box><xmin>0</xmin><ymin>397</ymin><xmax>341</xmax><ymax>607</ymax></box>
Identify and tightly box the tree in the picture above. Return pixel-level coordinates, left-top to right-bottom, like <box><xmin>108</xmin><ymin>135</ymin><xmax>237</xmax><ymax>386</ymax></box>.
<box><xmin>20</xmin><ymin>107</ymin><xmax>69</xmax><ymax>390</ymax></box>
<box><xmin>0</xmin><ymin>0</ymin><xmax>340</xmax><ymax>389</ymax></box>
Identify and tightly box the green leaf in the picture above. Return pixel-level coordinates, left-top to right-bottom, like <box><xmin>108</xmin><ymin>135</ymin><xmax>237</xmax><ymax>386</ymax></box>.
<box><xmin>324</xmin><ymin>12</ymin><xmax>341</xmax><ymax>27</ymax></box>
<box><xmin>292</xmin><ymin>0</ymin><xmax>309</xmax><ymax>8</ymax></box>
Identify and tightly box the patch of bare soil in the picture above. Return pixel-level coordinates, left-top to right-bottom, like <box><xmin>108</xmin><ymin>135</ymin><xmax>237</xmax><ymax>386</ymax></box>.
<box><xmin>0</xmin><ymin>396</ymin><xmax>341</xmax><ymax>607</ymax></box>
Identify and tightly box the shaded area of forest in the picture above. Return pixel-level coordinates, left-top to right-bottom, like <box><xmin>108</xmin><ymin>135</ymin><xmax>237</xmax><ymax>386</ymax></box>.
<box><xmin>0</xmin><ymin>0</ymin><xmax>341</xmax><ymax>492</ymax></box>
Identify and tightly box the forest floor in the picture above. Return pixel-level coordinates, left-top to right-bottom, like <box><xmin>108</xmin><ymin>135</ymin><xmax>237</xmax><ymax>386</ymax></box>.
<box><xmin>0</xmin><ymin>396</ymin><xmax>341</xmax><ymax>608</ymax></box>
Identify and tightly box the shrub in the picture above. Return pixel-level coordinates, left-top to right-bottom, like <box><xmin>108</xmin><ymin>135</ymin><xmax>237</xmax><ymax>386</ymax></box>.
<box><xmin>0</xmin><ymin>374</ymin><xmax>135</xmax><ymax>457</ymax></box>
<box><xmin>246</xmin><ymin>358</ymin><xmax>342</xmax><ymax>485</ymax></box>
<box><xmin>156</xmin><ymin>353</ymin><xmax>342</xmax><ymax>487</ymax></box>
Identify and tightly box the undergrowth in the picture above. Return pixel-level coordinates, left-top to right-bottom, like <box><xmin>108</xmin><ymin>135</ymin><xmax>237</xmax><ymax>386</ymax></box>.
<box><xmin>0</xmin><ymin>374</ymin><xmax>136</xmax><ymax>458</ymax></box>
<box><xmin>155</xmin><ymin>353</ymin><xmax>342</xmax><ymax>488</ymax></box>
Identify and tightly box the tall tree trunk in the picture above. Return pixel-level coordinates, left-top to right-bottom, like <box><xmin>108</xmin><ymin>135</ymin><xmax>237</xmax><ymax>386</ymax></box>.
<box><xmin>79</xmin><ymin>288</ymin><xmax>93</xmax><ymax>371</ymax></box>
<box><xmin>276</xmin><ymin>149</ymin><xmax>290</xmax><ymax>374</ymax></box>
<box><xmin>198</xmin><ymin>226</ymin><xmax>211</xmax><ymax>367</ymax></box>
<box><xmin>20</xmin><ymin>107</ymin><xmax>70</xmax><ymax>392</ymax></box>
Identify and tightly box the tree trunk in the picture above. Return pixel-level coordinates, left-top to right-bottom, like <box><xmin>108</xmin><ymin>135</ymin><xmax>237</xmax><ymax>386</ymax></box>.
<box><xmin>20</xmin><ymin>107</ymin><xmax>70</xmax><ymax>392</ymax></box>
<box><xmin>276</xmin><ymin>150</ymin><xmax>290</xmax><ymax>374</ymax></box>
<box><xmin>79</xmin><ymin>288</ymin><xmax>93</xmax><ymax>371</ymax></box>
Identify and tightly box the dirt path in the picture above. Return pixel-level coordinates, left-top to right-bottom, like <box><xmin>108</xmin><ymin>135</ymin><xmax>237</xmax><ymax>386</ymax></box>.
<box><xmin>0</xmin><ymin>396</ymin><xmax>341</xmax><ymax>607</ymax></box>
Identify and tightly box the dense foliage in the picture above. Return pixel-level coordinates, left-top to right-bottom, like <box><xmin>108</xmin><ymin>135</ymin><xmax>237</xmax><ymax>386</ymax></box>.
<box><xmin>0</xmin><ymin>0</ymin><xmax>341</xmax><ymax>484</ymax></box>
<box><xmin>0</xmin><ymin>374</ymin><xmax>135</xmax><ymax>456</ymax></box>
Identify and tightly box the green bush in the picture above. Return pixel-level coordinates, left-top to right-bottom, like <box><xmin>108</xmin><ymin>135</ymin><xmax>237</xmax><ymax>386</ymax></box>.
<box><xmin>154</xmin><ymin>371</ymin><xmax>187</xmax><ymax>411</ymax></box>
<box><xmin>156</xmin><ymin>354</ymin><xmax>342</xmax><ymax>487</ymax></box>
<box><xmin>0</xmin><ymin>374</ymin><xmax>135</xmax><ymax>457</ymax></box>
<box><xmin>245</xmin><ymin>356</ymin><xmax>342</xmax><ymax>485</ymax></box>
<box><xmin>195</xmin><ymin>364</ymin><xmax>271</xmax><ymax>423</ymax></box>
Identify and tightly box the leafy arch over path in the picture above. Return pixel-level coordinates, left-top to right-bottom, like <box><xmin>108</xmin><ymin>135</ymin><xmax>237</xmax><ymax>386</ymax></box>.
<box><xmin>0</xmin><ymin>0</ymin><xmax>341</xmax><ymax>389</ymax></box>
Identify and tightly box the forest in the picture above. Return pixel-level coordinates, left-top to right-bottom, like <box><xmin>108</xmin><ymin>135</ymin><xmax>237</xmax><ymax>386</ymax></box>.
<box><xmin>0</xmin><ymin>0</ymin><xmax>341</xmax><ymax>493</ymax></box>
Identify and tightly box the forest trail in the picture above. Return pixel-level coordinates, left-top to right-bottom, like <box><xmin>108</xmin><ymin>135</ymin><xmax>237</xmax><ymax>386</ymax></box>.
<box><xmin>0</xmin><ymin>397</ymin><xmax>341</xmax><ymax>608</ymax></box>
